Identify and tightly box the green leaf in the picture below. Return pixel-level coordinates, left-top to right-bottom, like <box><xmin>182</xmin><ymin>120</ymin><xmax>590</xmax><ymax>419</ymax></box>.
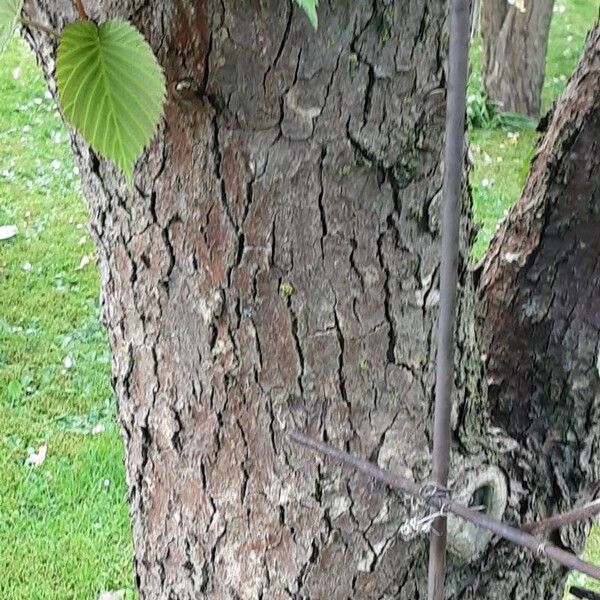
<box><xmin>294</xmin><ymin>0</ymin><xmax>319</xmax><ymax>29</ymax></box>
<box><xmin>0</xmin><ymin>0</ymin><xmax>23</xmax><ymax>52</ymax></box>
<box><xmin>56</xmin><ymin>19</ymin><xmax>166</xmax><ymax>185</ymax></box>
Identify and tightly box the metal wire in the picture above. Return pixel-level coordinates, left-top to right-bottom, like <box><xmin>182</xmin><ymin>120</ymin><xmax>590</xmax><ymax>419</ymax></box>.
<box><xmin>523</xmin><ymin>499</ymin><xmax>600</xmax><ymax>534</ymax></box>
<box><xmin>289</xmin><ymin>430</ymin><xmax>600</xmax><ymax>583</ymax></box>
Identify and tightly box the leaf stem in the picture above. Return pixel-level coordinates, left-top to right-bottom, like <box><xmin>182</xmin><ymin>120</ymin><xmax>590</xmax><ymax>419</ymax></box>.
<box><xmin>19</xmin><ymin>17</ymin><xmax>60</xmax><ymax>38</ymax></box>
<box><xmin>73</xmin><ymin>0</ymin><xmax>88</xmax><ymax>20</ymax></box>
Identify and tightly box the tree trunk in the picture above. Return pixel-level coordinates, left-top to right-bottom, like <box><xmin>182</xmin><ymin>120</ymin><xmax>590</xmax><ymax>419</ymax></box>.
<box><xmin>481</xmin><ymin>0</ymin><xmax>554</xmax><ymax>117</ymax></box>
<box><xmin>22</xmin><ymin>1</ymin><xmax>594</xmax><ymax>598</ymax></box>
<box><xmin>480</xmin><ymin>20</ymin><xmax>600</xmax><ymax>562</ymax></box>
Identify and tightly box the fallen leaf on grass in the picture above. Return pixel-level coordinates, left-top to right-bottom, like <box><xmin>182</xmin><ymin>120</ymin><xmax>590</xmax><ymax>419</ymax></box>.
<box><xmin>0</xmin><ymin>225</ymin><xmax>17</xmax><ymax>240</ymax></box>
<box><xmin>76</xmin><ymin>254</ymin><xmax>95</xmax><ymax>270</ymax></box>
<box><xmin>91</xmin><ymin>423</ymin><xmax>106</xmax><ymax>435</ymax></box>
<box><xmin>98</xmin><ymin>591</ymin><xmax>125</xmax><ymax>600</ymax></box>
<box><xmin>507</xmin><ymin>131</ymin><xmax>520</xmax><ymax>145</ymax></box>
<box><xmin>25</xmin><ymin>444</ymin><xmax>47</xmax><ymax>468</ymax></box>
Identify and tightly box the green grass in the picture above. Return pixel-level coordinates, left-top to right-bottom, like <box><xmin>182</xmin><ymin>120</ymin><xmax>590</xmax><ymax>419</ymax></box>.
<box><xmin>469</xmin><ymin>126</ymin><xmax>538</xmax><ymax>258</ymax></box>
<box><xmin>0</xmin><ymin>39</ymin><xmax>134</xmax><ymax>599</ymax></box>
<box><xmin>0</xmin><ymin>1</ymin><xmax>598</xmax><ymax>596</ymax></box>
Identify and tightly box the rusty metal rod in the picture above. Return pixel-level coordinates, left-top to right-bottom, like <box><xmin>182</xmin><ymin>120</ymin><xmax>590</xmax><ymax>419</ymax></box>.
<box><xmin>523</xmin><ymin>499</ymin><xmax>600</xmax><ymax>534</ymax></box>
<box><xmin>428</xmin><ymin>0</ymin><xmax>472</xmax><ymax>596</ymax></box>
<box><xmin>289</xmin><ymin>430</ymin><xmax>600</xmax><ymax>582</ymax></box>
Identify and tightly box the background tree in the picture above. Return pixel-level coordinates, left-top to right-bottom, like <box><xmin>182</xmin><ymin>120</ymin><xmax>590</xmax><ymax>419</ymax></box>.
<box><xmin>18</xmin><ymin>0</ymin><xmax>599</xmax><ymax>597</ymax></box>
<box><xmin>481</xmin><ymin>0</ymin><xmax>555</xmax><ymax>116</ymax></box>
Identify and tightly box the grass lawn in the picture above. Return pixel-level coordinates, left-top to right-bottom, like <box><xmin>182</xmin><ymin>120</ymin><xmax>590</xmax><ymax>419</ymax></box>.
<box><xmin>0</xmin><ymin>2</ymin><xmax>597</xmax><ymax>597</ymax></box>
<box><xmin>0</xmin><ymin>40</ymin><xmax>134</xmax><ymax>599</ymax></box>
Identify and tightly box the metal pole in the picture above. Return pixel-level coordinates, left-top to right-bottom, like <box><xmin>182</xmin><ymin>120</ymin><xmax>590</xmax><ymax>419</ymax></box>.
<box><xmin>289</xmin><ymin>430</ymin><xmax>600</xmax><ymax>582</ymax></box>
<box><xmin>428</xmin><ymin>0</ymin><xmax>471</xmax><ymax>597</ymax></box>
<box><xmin>522</xmin><ymin>499</ymin><xmax>600</xmax><ymax>534</ymax></box>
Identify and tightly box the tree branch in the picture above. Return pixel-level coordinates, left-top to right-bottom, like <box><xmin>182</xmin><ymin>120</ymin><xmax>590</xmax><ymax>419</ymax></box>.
<box><xmin>73</xmin><ymin>0</ymin><xmax>88</xmax><ymax>20</ymax></box>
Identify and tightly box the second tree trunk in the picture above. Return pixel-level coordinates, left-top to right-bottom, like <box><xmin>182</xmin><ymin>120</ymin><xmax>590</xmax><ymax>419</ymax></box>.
<box><xmin>481</xmin><ymin>0</ymin><xmax>554</xmax><ymax>117</ymax></box>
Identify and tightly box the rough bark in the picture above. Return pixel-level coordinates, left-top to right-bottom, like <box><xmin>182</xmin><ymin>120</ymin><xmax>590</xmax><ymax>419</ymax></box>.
<box><xmin>481</xmin><ymin>0</ymin><xmax>554</xmax><ymax>117</ymax></box>
<box><xmin>22</xmin><ymin>1</ymin><xmax>593</xmax><ymax>598</ymax></box>
<box><xmin>480</xmin><ymin>21</ymin><xmax>600</xmax><ymax>566</ymax></box>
